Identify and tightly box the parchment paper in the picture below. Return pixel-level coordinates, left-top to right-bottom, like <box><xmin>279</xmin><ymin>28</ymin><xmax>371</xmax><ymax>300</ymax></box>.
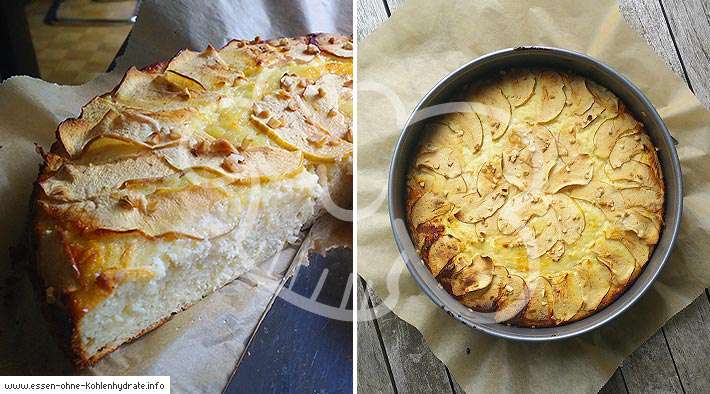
<box><xmin>0</xmin><ymin>0</ymin><xmax>352</xmax><ymax>391</ymax></box>
<box><xmin>357</xmin><ymin>0</ymin><xmax>710</xmax><ymax>392</ymax></box>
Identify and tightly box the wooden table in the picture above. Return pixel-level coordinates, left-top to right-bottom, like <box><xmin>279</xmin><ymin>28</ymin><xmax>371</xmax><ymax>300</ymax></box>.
<box><xmin>227</xmin><ymin>249</ymin><xmax>353</xmax><ymax>393</ymax></box>
<box><xmin>356</xmin><ymin>0</ymin><xmax>710</xmax><ymax>392</ymax></box>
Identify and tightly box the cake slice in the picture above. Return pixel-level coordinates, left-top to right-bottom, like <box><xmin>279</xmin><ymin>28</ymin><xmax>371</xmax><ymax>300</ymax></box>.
<box><xmin>31</xmin><ymin>34</ymin><xmax>353</xmax><ymax>366</ymax></box>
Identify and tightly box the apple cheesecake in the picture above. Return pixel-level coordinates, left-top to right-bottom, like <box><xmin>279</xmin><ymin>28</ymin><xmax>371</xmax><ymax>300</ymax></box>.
<box><xmin>406</xmin><ymin>68</ymin><xmax>664</xmax><ymax>327</ymax></box>
<box><xmin>32</xmin><ymin>34</ymin><xmax>352</xmax><ymax>365</ymax></box>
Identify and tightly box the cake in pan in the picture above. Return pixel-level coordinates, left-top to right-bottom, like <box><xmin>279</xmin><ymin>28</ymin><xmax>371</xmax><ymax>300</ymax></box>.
<box><xmin>32</xmin><ymin>34</ymin><xmax>352</xmax><ymax>365</ymax></box>
<box><xmin>406</xmin><ymin>68</ymin><xmax>663</xmax><ymax>327</ymax></box>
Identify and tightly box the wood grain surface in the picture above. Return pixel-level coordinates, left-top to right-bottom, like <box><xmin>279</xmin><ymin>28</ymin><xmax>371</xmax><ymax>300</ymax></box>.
<box><xmin>227</xmin><ymin>249</ymin><xmax>353</xmax><ymax>393</ymax></box>
<box><xmin>357</xmin><ymin>280</ymin><xmax>397</xmax><ymax>393</ymax></box>
<box><xmin>356</xmin><ymin>0</ymin><xmax>710</xmax><ymax>393</ymax></box>
<box><xmin>356</xmin><ymin>0</ymin><xmax>390</xmax><ymax>42</ymax></box>
<box><xmin>660</xmin><ymin>0</ymin><xmax>710</xmax><ymax>104</ymax></box>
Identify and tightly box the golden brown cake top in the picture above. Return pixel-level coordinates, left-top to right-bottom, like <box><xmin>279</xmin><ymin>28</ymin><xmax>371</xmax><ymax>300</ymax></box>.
<box><xmin>406</xmin><ymin>68</ymin><xmax>664</xmax><ymax>327</ymax></box>
<box><xmin>34</xmin><ymin>34</ymin><xmax>353</xmax><ymax>316</ymax></box>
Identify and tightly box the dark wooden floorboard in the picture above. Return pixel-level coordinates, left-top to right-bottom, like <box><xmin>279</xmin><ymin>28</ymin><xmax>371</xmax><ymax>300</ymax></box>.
<box><xmin>663</xmin><ymin>295</ymin><xmax>710</xmax><ymax>394</ymax></box>
<box><xmin>599</xmin><ymin>370</ymin><xmax>629</xmax><ymax>394</ymax></box>
<box><xmin>226</xmin><ymin>251</ymin><xmax>353</xmax><ymax>393</ymax></box>
<box><xmin>357</xmin><ymin>280</ymin><xmax>397</xmax><ymax>394</ymax></box>
<box><xmin>367</xmin><ymin>286</ymin><xmax>454</xmax><ymax>394</ymax></box>
<box><xmin>620</xmin><ymin>330</ymin><xmax>684</xmax><ymax>393</ymax></box>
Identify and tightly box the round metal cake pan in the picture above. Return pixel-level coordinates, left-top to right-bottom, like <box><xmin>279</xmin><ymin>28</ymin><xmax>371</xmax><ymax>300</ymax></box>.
<box><xmin>388</xmin><ymin>46</ymin><xmax>683</xmax><ymax>341</ymax></box>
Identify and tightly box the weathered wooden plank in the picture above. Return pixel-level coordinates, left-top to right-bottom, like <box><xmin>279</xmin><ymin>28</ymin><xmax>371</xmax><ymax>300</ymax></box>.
<box><xmin>357</xmin><ymin>0</ymin><xmax>389</xmax><ymax>42</ymax></box>
<box><xmin>620</xmin><ymin>329</ymin><xmax>683</xmax><ymax>393</ymax></box>
<box><xmin>661</xmin><ymin>0</ymin><xmax>710</xmax><ymax>105</ymax></box>
<box><xmin>663</xmin><ymin>294</ymin><xmax>710</xmax><ymax>394</ymax></box>
<box><xmin>599</xmin><ymin>369</ymin><xmax>629</xmax><ymax>394</ymax></box>
<box><xmin>357</xmin><ymin>279</ymin><xmax>397</xmax><ymax>394</ymax></box>
<box><xmin>385</xmin><ymin>0</ymin><xmax>404</xmax><ymax>14</ymax></box>
<box><xmin>617</xmin><ymin>0</ymin><xmax>686</xmax><ymax>79</ymax></box>
<box><xmin>366</xmin><ymin>284</ymin><xmax>454</xmax><ymax>394</ymax></box>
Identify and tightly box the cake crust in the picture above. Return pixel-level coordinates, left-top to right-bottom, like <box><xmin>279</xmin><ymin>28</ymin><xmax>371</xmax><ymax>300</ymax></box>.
<box><xmin>406</xmin><ymin>68</ymin><xmax>664</xmax><ymax>327</ymax></box>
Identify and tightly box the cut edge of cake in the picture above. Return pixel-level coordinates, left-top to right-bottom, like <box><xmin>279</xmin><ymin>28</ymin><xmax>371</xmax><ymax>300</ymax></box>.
<box><xmin>30</xmin><ymin>33</ymin><xmax>353</xmax><ymax>366</ymax></box>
